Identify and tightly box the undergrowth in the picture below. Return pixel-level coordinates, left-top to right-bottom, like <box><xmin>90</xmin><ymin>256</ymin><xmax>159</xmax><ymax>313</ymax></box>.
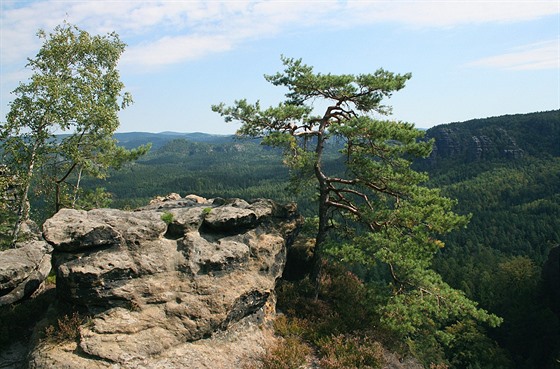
<box><xmin>43</xmin><ymin>311</ymin><xmax>87</xmax><ymax>343</ymax></box>
<box><xmin>250</xmin><ymin>262</ymin><xmax>391</xmax><ymax>369</ymax></box>
<box><xmin>0</xmin><ymin>287</ymin><xmax>55</xmax><ymax>349</ymax></box>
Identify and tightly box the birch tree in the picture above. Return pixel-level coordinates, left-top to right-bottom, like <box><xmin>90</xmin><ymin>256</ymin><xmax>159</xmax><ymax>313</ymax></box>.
<box><xmin>0</xmin><ymin>23</ymin><xmax>148</xmax><ymax>246</ymax></box>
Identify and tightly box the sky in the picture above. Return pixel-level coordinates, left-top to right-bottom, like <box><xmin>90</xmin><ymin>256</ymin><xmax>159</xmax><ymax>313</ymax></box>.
<box><xmin>1</xmin><ymin>1</ymin><xmax>559</xmax><ymax>134</ymax></box>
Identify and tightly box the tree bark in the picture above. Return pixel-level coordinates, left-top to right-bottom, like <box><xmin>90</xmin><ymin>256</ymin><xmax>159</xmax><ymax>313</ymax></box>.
<box><xmin>10</xmin><ymin>141</ymin><xmax>39</xmax><ymax>247</ymax></box>
<box><xmin>310</xmin><ymin>120</ymin><xmax>330</xmax><ymax>299</ymax></box>
<box><xmin>71</xmin><ymin>167</ymin><xmax>83</xmax><ymax>208</ymax></box>
<box><xmin>55</xmin><ymin>161</ymin><xmax>78</xmax><ymax>213</ymax></box>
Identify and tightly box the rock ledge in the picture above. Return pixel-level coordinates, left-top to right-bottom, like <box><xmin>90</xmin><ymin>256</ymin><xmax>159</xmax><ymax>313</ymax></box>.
<box><xmin>29</xmin><ymin>196</ymin><xmax>301</xmax><ymax>369</ymax></box>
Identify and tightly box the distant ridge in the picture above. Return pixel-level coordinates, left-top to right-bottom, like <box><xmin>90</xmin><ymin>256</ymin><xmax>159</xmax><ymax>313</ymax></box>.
<box><xmin>114</xmin><ymin>131</ymin><xmax>235</xmax><ymax>149</ymax></box>
<box><xmin>422</xmin><ymin>110</ymin><xmax>559</xmax><ymax>163</ymax></box>
<box><xmin>113</xmin><ymin>110</ymin><xmax>559</xmax><ymax>153</ymax></box>
<box><xmin>156</xmin><ymin>131</ymin><xmax>229</xmax><ymax>136</ymax></box>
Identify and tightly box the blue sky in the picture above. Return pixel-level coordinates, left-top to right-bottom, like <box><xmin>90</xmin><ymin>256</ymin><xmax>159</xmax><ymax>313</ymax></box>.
<box><xmin>1</xmin><ymin>1</ymin><xmax>558</xmax><ymax>134</ymax></box>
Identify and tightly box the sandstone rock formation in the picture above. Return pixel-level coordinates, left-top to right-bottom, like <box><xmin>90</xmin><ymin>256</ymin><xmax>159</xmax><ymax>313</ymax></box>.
<box><xmin>29</xmin><ymin>196</ymin><xmax>301</xmax><ymax>369</ymax></box>
<box><xmin>0</xmin><ymin>220</ymin><xmax>52</xmax><ymax>306</ymax></box>
<box><xmin>423</xmin><ymin>124</ymin><xmax>525</xmax><ymax>165</ymax></box>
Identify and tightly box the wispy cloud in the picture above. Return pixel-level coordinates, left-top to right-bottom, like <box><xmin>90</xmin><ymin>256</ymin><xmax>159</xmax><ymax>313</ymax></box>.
<box><xmin>467</xmin><ymin>39</ymin><xmax>559</xmax><ymax>70</ymax></box>
<box><xmin>1</xmin><ymin>1</ymin><xmax>558</xmax><ymax>70</ymax></box>
<box><xmin>346</xmin><ymin>1</ymin><xmax>559</xmax><ymax>28</ymax></box>
<box><xmin>120</xmin><ymin>1</ymin><xmax>341</xmax><ymax>68</ymax></box>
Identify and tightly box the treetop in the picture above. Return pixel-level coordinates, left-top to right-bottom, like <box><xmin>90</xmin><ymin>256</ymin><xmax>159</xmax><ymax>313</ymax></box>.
<box><xmin>264</xmin><ymin>56</ymin><xmax>411</xmax><ymax>114</ymax></box>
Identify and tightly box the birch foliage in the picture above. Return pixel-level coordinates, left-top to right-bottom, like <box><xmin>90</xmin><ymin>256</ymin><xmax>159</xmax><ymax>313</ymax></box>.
<box><xmin>0</xmin><ymin>23</ymin><xmax>149</xmax><ymax>246</ymax></box>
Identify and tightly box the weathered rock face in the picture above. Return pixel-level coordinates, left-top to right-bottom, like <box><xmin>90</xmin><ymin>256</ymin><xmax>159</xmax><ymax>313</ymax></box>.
<box><xmin>0</xmin><ymin>220</ymin><xmax>52</xmax><ymax>306</ymax></box>
<box><xmin>422</xmin><ymin>124</ymin><xmax>525</xmax><ymax>166</ymax></box>
<box><xmin>30</xmin><ymin>196</ymin><xmax>301</xmax><ymax>369</ymax></box>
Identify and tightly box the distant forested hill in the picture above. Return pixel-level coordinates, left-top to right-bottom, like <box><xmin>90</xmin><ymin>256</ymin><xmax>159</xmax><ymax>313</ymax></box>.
<box><xmin>422</xmin><ymin>110</ymin><xmax>559</xmax><ymax>164</ymax></box>
<box><xmin>418</xmin><ymin>110</ymin><xmax>559</xmax><ymax>368</ymax></box>
<box><xmin>414</xmin><ymin>111</ymin><xmax>560</xmax><ymax>262</ymax></box>
<box><xmin>84</xmin><ymin>135</ymin><xmax>303</xmax><ymax>211</ymax></box>
<box><xmin>113</xmin><ymin>131</ymin><xmax>235</xmax><ymax>150</ymax></box>
<box><xmin>90</xmin><ymin>132</ymin><xmax>335</xmax><ymax>213</ymax></box>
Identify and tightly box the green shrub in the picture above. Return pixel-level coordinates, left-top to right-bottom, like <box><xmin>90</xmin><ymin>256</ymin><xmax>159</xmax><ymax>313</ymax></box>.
<box><xmin>317</xmin><ymin>263</ymin><xmax>374</xmax><ymax>333</ymax></box>
<box><xmin>160</xmin><ymin>211</ymin><xmax>174</xmax><ymax>225</ymax></box>
<box><xmin>45</xmin><ymin>270</ymin><xmax>56</xmax><ymax>285</ymax></box>
<box><xmin>273</xmin><ymin>314</ymin><xmax>312</xmax><ymax>340</ymax></box>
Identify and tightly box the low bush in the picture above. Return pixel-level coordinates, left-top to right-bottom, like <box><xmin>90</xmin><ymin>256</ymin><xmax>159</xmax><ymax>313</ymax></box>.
<box><xmin>318</xmin><ymin>333</ymin><xmax>384</xmax><ymax>369</ymax></box>
<box><xmin>244</xmin><ymin>336</ymin><xmax>311</xmax><ymax>369</ymax></box>
<box><xmin>44</xmin><ymin>311</ymin><xmax>86</xmax><ymax>343</ymax></box>
<box><xmin>160</xmin><ymin>211</ymin><xmax>174</xmax><ymax>225</ymax></box>
<box><xmin>273</xmin><ymin>314</ymin><xmax>312</xmax><ymax>340</ymax></box>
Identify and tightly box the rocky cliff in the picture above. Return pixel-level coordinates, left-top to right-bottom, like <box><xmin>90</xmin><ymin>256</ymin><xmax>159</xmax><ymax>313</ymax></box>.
<box><xmin>0</xmin><ymin>220</ymin><xmax>51</xmax><ymax>307</ymax></box>
<box><xmin>424</xmin><ymin>123</ymin><xmax>525</xmax><ymax>164</ymax></box>
<box><xmin>420</xmin><ymin>110</ymin><xmax>559</xmax><ymax>166</ymax></box>
<box><xmin>4</xmin><ymin>195</ymin><xmax>301</xmax><ymax>369</ymax></box>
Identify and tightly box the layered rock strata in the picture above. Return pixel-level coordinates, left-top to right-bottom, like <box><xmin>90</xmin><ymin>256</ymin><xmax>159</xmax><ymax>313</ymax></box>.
<box><xmin>29</xmin><ymin>196</ymin><xmax>301</xmax><ymax>369</ymax></box>
<box><xmin>0</xmin><ymin>220</ymin><xmax>52</xmax><ymax>307</ymax></box>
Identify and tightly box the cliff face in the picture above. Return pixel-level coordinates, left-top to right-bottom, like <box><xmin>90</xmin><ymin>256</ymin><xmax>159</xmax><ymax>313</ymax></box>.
<box><xmin>421</xmin><ymin>110</ymin><xmax>559</xmax><ymax>166</ymax></box>
<box><xmin>27</xmin><ymin>195</ymin><xmax>302</xmax><ymax>369</ymax></box>
<box><xmin>0</xmin><ymin>220</ymin><xmax>51</xmax><ymax>307</ymax></box>
<box><xmin>425</xmin><ymin>124</ymin><xmax>524</xmax><ymax>164</ymax></box>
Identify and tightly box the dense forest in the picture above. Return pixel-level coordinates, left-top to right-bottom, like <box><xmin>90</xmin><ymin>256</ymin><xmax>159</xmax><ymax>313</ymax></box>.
<box><xmin>9</xmin><ymin>110</ymin><xmax>559</xmax><ymax>367</ymax></box>
<box><xmin>421</xmin><ymin>111</ymin><xmax>560</xmax><ymax>368</ymax></box>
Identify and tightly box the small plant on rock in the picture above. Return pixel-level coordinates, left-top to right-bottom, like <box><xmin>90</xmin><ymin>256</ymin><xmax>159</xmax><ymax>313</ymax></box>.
<box><xmin>160</xmin><ymin>211</ymin><xmax>174</xmax><ymax>225</ymax></box>
<box><xmin>44</xmin><ymin>311</ymin><xmax>85</xmax><ymax>343</ymax></box>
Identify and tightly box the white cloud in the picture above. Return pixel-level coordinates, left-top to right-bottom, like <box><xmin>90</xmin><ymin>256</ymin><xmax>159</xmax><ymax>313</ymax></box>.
<box><xmin>122</xmin><ymin>33</ymin><xmax>234</xmax><ymax>67</ymax></box>
<box><xmin>346</xmin><ymin>0</ymin><xmax>559</xmax><ymax>28</ymax></box>
<box><xmin>467</xmin><ymin>39</ymin><xmax>559</xmax><ymax>70</ymax></box>
<box><xmin>1</xmin><ymin>0</ymin><xmax>558</xmax><ymax>70</ymax></box>
<box><xmin>120</xmin><ymin>1</ymin><xmax>341</xmax><ymax>68</ymax></box>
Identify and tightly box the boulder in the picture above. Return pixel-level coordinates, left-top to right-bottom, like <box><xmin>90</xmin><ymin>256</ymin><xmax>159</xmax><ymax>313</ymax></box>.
<box><xmin>0</xmin><ymin>240</ymin><xmax>52</xmax><ymax>306</ymax></box>
<box><xmin>30</xmin><ymin>196</ymin><xmax>301</xmax><ymax>368</ymax></box>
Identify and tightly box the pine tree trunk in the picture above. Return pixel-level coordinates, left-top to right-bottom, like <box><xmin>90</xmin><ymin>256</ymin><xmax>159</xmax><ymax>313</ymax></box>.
<box><xmin>310</xmin><ymin>124</ymin><xmax>329</xmax><ymax>299</ymax></box>
<box><xmin>311</xmin><ymin>187</ymin><xmax>329</xmax><ymax>300</ymax></box>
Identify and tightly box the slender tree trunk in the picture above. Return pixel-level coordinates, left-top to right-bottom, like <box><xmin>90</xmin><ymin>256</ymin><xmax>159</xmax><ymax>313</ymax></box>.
<box><xmin>311</xmin><ymin>183</ymin><xmax>329</xmax><ymax>299</ymax></box>
<box><xmin>311</xmin><ymin>123</ymin><xmax>329</xmax><ymax>299</ymax></box>
<box><xmin>55</xmin><ymin>181</ymin><xmax>60</xmax><ymax>213</ymax></box>
<box><xmin>9</xmin><ymin>116</ymin><xmax>51</xmax><ymax>247</ymax></box>
<box><xmin>10</xmin><ymin>144</ymin><xmax>38</xmax><ymax>247</ymax></box>
<box><xmin>71</xmin><ymin>167</ymin><xmax>83</xmax><ymax>208</ymax></box>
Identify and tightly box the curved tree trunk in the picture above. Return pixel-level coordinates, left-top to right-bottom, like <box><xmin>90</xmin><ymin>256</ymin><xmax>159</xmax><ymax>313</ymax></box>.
<box><xmin>310</xmin><ymin>122</ymin><xmax>329</xmax><ymax>299</ymax></box>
